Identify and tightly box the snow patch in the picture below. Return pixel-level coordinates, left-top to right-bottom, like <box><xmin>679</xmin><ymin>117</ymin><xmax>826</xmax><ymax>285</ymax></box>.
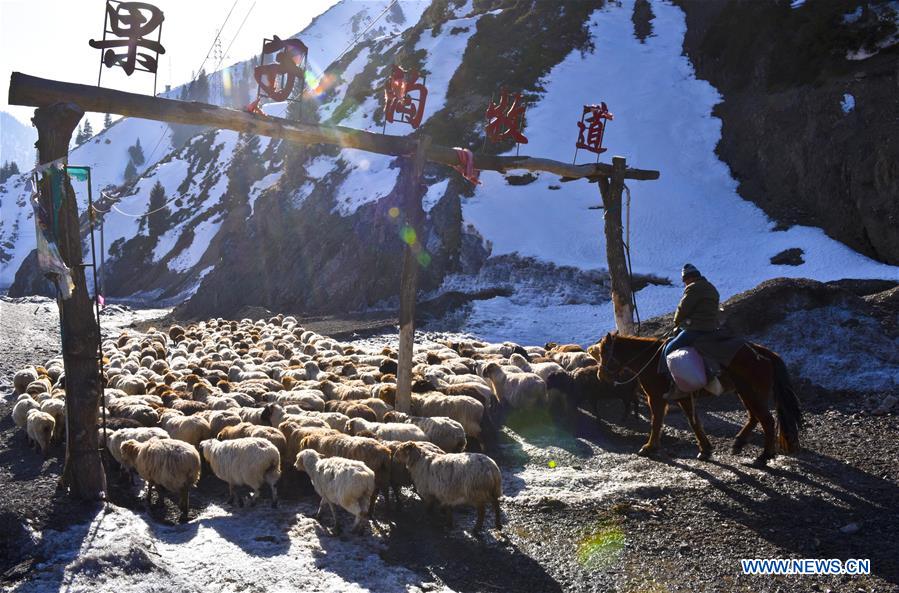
<box><xmin>423</xmin><ymin>179</ymin><xmax>450</xmax><ymax>213</ymax></box>
<box><xmin>332</xmin><ymin>149</ymin><xmax>399</xmax><ymax>216</ymax></box>
<box><xmin>841</xmin><ymin>93</ymin><xmax>855</xmax><ymax>113</ymax></box>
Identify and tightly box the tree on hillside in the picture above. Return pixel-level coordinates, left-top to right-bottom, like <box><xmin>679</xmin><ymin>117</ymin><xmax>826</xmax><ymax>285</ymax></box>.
<box><xmin>124</xmin><ymin>159</ymin><xmax>137</xmax><ymax>182</ymax></box>
<box><xmin>103</xmin><ymin>113</ymin><xmax>113</xmax><ymax>130</ymax></box>
<box><xmin>82</xmin><ymin>119</ymin><xmax>94</xmax><ymax>141</ymax></box>
<box><xmin>0</xmin><ymin>160</ymin><xmax>21</xmax><ymax>183</ymax></box>
<box><xmin>128</xmin><ymin>138</ymin><xmax>146</xmax><ymax>167</ymax></box>
<box><xmin>74</xmin><ymin>124</ymin><xmax>86</xmax><ymax>146</ymax></box>
<box><xmin>147</xmin><ymin>180</ymin><xmax>168</xmax><ymax>236</ymax></box>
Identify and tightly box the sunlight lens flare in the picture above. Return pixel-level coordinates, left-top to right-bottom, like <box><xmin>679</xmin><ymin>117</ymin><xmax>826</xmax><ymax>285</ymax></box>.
<box><xmin>576</xmin><ymin>521</ymin><xmax>625</xmax><ymax>570</ymax></box>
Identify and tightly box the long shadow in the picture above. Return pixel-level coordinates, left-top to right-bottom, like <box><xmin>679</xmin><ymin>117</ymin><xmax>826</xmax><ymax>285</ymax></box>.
<box><xmin>660</xmin><ymin>450</ymin><xmax>899</xmax><ymax>587</ymax></box>
<box><xmin>372</xmin><ymin>495</ymin><xmax>564</xmax><ymax>593</ymax></box>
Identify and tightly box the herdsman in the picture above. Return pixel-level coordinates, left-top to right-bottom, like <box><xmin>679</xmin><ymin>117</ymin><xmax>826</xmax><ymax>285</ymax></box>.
<box><xmin>663</xmin><ymin>263</ymin><xmax>720</xmax><ymax>400</ymax></box>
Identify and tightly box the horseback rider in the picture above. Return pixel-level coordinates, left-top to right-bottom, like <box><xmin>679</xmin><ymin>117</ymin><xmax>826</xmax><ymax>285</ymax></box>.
<box><xmin>663</xmin><ymin>264</ymin><xmax>720</xmax><ymax>401</ymax></box>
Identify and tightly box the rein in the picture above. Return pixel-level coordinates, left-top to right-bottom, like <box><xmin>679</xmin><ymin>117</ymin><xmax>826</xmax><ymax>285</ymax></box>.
<box><xmin>604</xmin><ymin>330</ymin><xmax>673</xmax><ymax>386</ymax></box>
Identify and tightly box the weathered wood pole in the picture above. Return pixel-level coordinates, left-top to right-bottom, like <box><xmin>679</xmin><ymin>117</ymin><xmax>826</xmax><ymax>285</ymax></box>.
<box><xmin>395</xmin><ymin>135</ymin><xmax>431</xmax><ymax>414</ymax></box>
<box><xmin>599</xmin><ymin>156</ymin><xmax>636</xmax><ymax>335</ymax></box>
<box><xmin>33</xmin><ymin>103</ymin><xmax>107</xmax><ymax>499</ymax></box>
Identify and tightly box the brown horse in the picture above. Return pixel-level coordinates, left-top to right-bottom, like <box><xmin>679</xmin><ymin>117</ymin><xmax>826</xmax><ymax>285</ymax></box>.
<box><xmin>587</xmin><ymin>333</ymin><xmax>802</xmax><ymax>467</ymax></box>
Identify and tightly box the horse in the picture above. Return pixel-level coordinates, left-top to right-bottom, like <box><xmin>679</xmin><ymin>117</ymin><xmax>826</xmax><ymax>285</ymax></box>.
<box><xmin>587</xmin><ymin>333</ymin><xmax>802</xmax><ymax>467</ymax></box>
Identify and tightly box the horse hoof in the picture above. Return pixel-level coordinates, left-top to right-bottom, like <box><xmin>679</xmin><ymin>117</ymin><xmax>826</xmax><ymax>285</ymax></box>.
<box><xmin>731</xmin><ymin>441</ymin><xmax>746</xmax><ymax>455</ymax></box>
<box><xmin>697</xmin><ymin>449</ymin><xmax>713</xmax><ymax>461</ymax></box>
<box><xmin>637</xmin><ymin>445</ymin><xmax>657</xmax><ymax>457</ymax></box>
<box><xmin>749</xmin><ymin>455</ymin><xmax>771</xmax><ymax>468</ymax></box>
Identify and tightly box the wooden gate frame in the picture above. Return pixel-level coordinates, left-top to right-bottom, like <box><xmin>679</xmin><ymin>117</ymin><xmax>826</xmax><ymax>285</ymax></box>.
<box><xmin>8</xmin><ymin>72</ymin><xmax>659</xmax><ymax>499</ymax></box>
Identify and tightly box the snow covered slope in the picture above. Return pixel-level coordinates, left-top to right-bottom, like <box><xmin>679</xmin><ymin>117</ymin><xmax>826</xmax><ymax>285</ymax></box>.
<box><xmin>458</xmin><ymin>0</ymin><xmax>898</xmax><ymax>344</ymax></box>
<box><xmin>0</xmin><ymin>117</ymin><xmax>173</xmax><ymax>288</ymax></box>
<box><xmin>0</xmin><ymin>111</ymin><xmax>36</xmax><ymax>170</ymax></box>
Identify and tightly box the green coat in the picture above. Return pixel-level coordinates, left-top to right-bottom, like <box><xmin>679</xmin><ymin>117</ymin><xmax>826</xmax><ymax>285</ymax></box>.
<box><xmin>673</xmin><ymin>277</ymin><xmax>720</xmax><ymax>331</ymax></box>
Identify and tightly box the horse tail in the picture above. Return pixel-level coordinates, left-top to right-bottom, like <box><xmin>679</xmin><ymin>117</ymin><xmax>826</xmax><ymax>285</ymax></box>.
<box><xmin>767</xmin><ymin>350</ymin><xmax>802</xmax><ymax>454</ymax></box>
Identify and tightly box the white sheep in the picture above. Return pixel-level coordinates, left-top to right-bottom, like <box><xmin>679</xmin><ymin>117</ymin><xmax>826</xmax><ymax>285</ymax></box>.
<box><xmin>160</xmin><ymin>412</ymin><xmax>211</xmax><ymax>448</ymax></box>
<box><xmin>384</xmin><ymin>412</ymin><xmax>466</xmax><ymax>453</ymax></box>
<box><xmin>104</xmin><ymin>427</ymin><xmax>169</xmax><ymax>479</ymax></box>
<box><xmin>200</xmin><ymin>437</ymin><xmax>281</xmax><ymax>508</ymax></box>
<box><xmin>295</xmin><ymin>449</ymin><xmax>375</xmax><ymax>534</ymax></box>
<box><xmin>120</xmin><ymin>438</ymin><xmax>201</xmax><ymax>520</ymax></box>
<box><xmin>482</xmin><ymin>362</ymin><xmax>546</xmax><ymax>409</ymax></box>
<box><xmin>345</xmin><ymin>418</ymin><xmax>428</xmax><ymax>443</ymax></box>
<box><xmin>39</xmin><ymin>398</ymin><xmax>66</xmax><ymax>441</ymax></box>
<box><xmin>394</xmin><ymin>442</ymin><xmax>502</xmax><ymax>531</ymax></box>
<box><xmin>26</xmin><ymin>409</ymin><xmax>56</xmax><ymax>455</ymax></box>
<box><xmin>12</xmin><ymin>396</ymin><xmax>40</xmax><ymax>432</ymax></box>
<box><xmin>13</xmin><ymin>367</ymin><xmax>39</xmax><ymax>394</ymax></box>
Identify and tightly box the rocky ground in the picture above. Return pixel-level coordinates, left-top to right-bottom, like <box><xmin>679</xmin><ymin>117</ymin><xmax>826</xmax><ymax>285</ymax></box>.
<box><xmin>1</xmin><ymin>295</ymin><xmax>898</xmax><ymax>593</ymax></box>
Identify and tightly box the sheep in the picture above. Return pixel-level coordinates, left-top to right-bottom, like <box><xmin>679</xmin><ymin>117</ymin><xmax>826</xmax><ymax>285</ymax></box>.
<box><xmin>381</xmin><ymin>388</ymin><xmax>485</xmax><ymax>443</ymax></box>
<box><xmin>216</xmin><ymin>422</ymin><xmax>287</xmax><ymax>461</ymax></box>
<box><xmin>482</xmin><ymin>362</ymin><xmax>546</xmax><ymax>409</ymax></box>
<box><xmin>383</xmin><ymin>411</ymin><xmax>466</xmax><ymax>453</ymax></box>
<box><xmin>13</xmin><ymin>367</ymin><xmax>39</xmax><ymax>394</ymax></box>
<box><xmin>352</xmin><ymin>398</ymin><xmax>393</xmax><ymax>421</ymax></box>
<box><xmin>39</xmin><ymin>398</ymin><xmax>66</xmax><ymax>441</ymax></box>
<box><xmin>302</xmin><ymin>411</ymin><xmax>352</xmax><ymax>432</ymax></box>
<box><xmin>104</xmin><ymin>427</ymin><xmax>169</xmax><ymax>480</ymax></box>
<box><xmin>200</xmin><ymin>437</ymin><xmax>281</xmax><ymax>508</ymax></box>
<box><xmin>260</xmin><ymin>403</ymin><xmax>329</xmax><ymax>430</ymax></box>
<box><xmin>394</xmin><ymin>442</ymin><xmax>502</xmax><ymax>531</ymax></box>
<box><xmin>381</xmin><ymin>440</ymin><xmax>445</xmax><ymax>509</ymax></box>
<box><xmin>120</xmin><ymin>438</ymin><xmax>201</xmax><ymax>520</ymax></box>
<box><xmin>345</xmin><ymin>418</ymin><xmax>428</xmax><ymax>443</ymax></box>
<box><xmin>109</xmin><ymin>403</ymin><xmax>159</xmax><ymax>427</ymax></box>
<box><xmin>280</xmin><ymin>422</ymin><xmax>338</xmax><ymax>468</ymax></box>
<box><xmin>318</xmin><ymin>380</ymin><xmax>370</xmax><ymax>401</ymax></box>
<box><xmin>265</xmin><ymin>389</ymin><xmax>326</xmax><ymax>412</ymax></box>
<box><xmin>26</xmin><ymin>409</ymin><xmax>56</xmax><ymax>455</ymax></box>
<box><xmin>160</xmin><ymin>412</ymin><xmax>212</xmax><ymax>448</ymax></box>
<box><xmin>550</xmin><ymin>350</ymin><xmax>595</xmax><ymax>371</ymax></box>
<box><xmin>294</xmin><ymin>449</ymin><xmax>375</xmax><ymax>534</ymax></box>
<box><xmin>298</xmin><ymin>432</ymin><xmax>391</xmax><ymax>515</ymax></box>
<box><xmin>323</xmin><ymin>400</ymin><xmax>377</xmax><ymax>422</ymax></box>
<box><xmin>25</xmin><ymin>377</ymin><xmax>53</xmax><ymax>396</ymax></box>
<box><xmin>12</xmin><ymin>396</ymin><xmax>40</xmax><ymax>432</ymax></box>
<box><xmin>207</xmin><ymin>410</ymin><xmax>243</xmax><ymax>435</ymax></box>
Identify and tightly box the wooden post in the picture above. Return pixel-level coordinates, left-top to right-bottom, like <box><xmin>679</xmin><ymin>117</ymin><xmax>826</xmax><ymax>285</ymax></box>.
<box><xmin>395</xmin><ymin>135</ymin><xmax>431</xmax><ymax>414</ymax></box>
<box><xmin>598</xmin><ymin>156</ymin><xmax>636</xmax><ymax>335</ymax></box>
<box><xmin>33</xmin><ymin>103</ymin><xmax>107</xmax><ymax>500</ymax></box>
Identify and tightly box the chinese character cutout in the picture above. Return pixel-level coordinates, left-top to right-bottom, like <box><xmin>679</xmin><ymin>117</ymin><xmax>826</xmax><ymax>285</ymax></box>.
<box><xmin>485</xmin><ymin>88</ymin><xmax>528</xmax><ymax>144</ymax></box>
<box><xmin>384</xmin><ymin>66</ymin><xmax>428</xmax><ymax>129</ymax></box>
<box><xmin>253</xmin><ymin>36</ymin><xmax>308</xmax><ymax>102</ymax></box>
<box><xmin>575</xmin><ymin>102</ymin><xmax>614</xmax><ymax>154</ymax></box>
<box><xmin>89</xmin><ymin>1</ymin><xmax>165</xmax><ymax>76</ymax></box>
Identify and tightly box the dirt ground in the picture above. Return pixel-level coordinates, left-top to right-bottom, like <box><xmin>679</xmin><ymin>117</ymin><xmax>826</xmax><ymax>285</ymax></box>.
<box><xmin>1</xmin><ymin>297</ymin><xmax>897</xmax><ymax>593</ymax></box>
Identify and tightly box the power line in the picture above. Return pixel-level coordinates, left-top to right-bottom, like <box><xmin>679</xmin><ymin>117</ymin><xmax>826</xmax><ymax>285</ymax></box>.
<box><xmin>193</xmin><ymin>0</ymin><xmax>241</xmax><ymax>81</ymax></box>
<box><xmin>216</xmin><ymin>0</ymin><xmax>258</xmax><ymax>74</ymax></box>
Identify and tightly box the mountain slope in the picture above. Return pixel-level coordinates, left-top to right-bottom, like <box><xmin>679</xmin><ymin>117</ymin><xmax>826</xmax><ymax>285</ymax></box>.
<box><xmin>0</xmin><ymin>112</ymin><xmax>36</xmax><ymax>170</ymax></box>
<box><xmin>2</xmin><ymin>0</ymin><xmax>897</xmax><ymax>346</ymax></box>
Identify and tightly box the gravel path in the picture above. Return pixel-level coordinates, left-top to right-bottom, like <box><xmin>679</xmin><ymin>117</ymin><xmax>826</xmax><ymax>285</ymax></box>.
<box><xmin>1</xmin><ymin>298</ymin><xmax>897</xmax><ymax>592</ymax></box>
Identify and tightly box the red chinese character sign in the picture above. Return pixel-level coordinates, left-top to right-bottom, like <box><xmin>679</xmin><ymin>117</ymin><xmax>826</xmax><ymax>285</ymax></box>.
<box><xmin>574</xmin><ymin>102</ymin><xmax>614</xmax><ymax>162</ymax></box>
<box><xmin>485</xmin><ymin>88</ymin><xmax>528</xmax><ymax>145</ymax></box>
<box><xmin>89</xmin><ymin>0</ymin><xmax>165</xmax><ymax>93</ymax></box>
<box><xmin>383</xmin><ymin>66</ymin><xmax>428</xmax><ymax>130</ymax></box>
<box><xmin>253</xmin><ymin>36</ymin><xmax>308</xmax><ymax>103</ymax></box>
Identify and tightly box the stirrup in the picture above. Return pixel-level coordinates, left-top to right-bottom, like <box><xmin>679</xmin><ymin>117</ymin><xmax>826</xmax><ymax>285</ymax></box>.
<box><xmin>705</xmin><ymin>377</ymin><xmax>723</xmax><ymax>396</ymax></box>
<box><xmin>664</xmin><ymin>387</ymin><xmax>691</xmax><ymax>401</ymax></box>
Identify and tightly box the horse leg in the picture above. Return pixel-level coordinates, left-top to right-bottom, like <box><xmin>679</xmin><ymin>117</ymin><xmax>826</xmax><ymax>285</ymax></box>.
<box><xmin>677</xmin><ymin>398</ymin><xmax>713</xmax><ymax>460</ymax></box>
<box><xmin>732</xmin><ymin>412</ymin><xmax>758</xmax><ymax>454</ymax></box>
<box><xmin>752</xmin><ymin>407</ymin><xmax>777</xmax><ymax>467</ymax></box>
<box><xmin>639</xmin><ymin>392</ymin><xmax>667</xmax><ymax>456</ymax></box>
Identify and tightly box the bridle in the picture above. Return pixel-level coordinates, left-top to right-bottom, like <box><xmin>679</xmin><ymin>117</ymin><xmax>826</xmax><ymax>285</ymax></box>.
<box><xmin>599</xmin><ymin>331</ymin><xmax>672</xmax><ymax>386</ymax></box>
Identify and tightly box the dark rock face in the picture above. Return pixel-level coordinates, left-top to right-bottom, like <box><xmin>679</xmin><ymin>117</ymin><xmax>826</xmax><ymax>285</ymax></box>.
<box><xmin>7</xmin><ymin>250</ymin><xmax>54</xmax><ymax>298</ymax></box>
<box><xmin>770</xmin><ymin>248</ymin><xmax>804</xmax><ymax>266</ymax></box>
<box><xmin>677</xmin><ymin>0</ymin><xmax>899</xmax><ymax>265</ymax></box>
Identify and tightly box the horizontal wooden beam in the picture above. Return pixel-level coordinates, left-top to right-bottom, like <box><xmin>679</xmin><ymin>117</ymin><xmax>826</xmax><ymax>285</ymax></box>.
<box><xmin>9</xmin><ymin>72</ymin><xmax>659</xmax><ymax>182</ymax></box>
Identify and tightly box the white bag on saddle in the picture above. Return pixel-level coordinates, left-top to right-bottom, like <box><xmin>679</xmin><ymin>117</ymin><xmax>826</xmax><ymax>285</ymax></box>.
<box><xmin>666</xmin><ymin>347</ymin><xmax>707</xmax><ymax>392</ymax></box>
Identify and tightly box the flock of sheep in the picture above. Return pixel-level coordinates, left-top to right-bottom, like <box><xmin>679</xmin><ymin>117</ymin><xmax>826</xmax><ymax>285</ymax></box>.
<box><xmin>10</xmin><ymin>315</ymin><xmax>637</xmax><ymax>532</ymax></box>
